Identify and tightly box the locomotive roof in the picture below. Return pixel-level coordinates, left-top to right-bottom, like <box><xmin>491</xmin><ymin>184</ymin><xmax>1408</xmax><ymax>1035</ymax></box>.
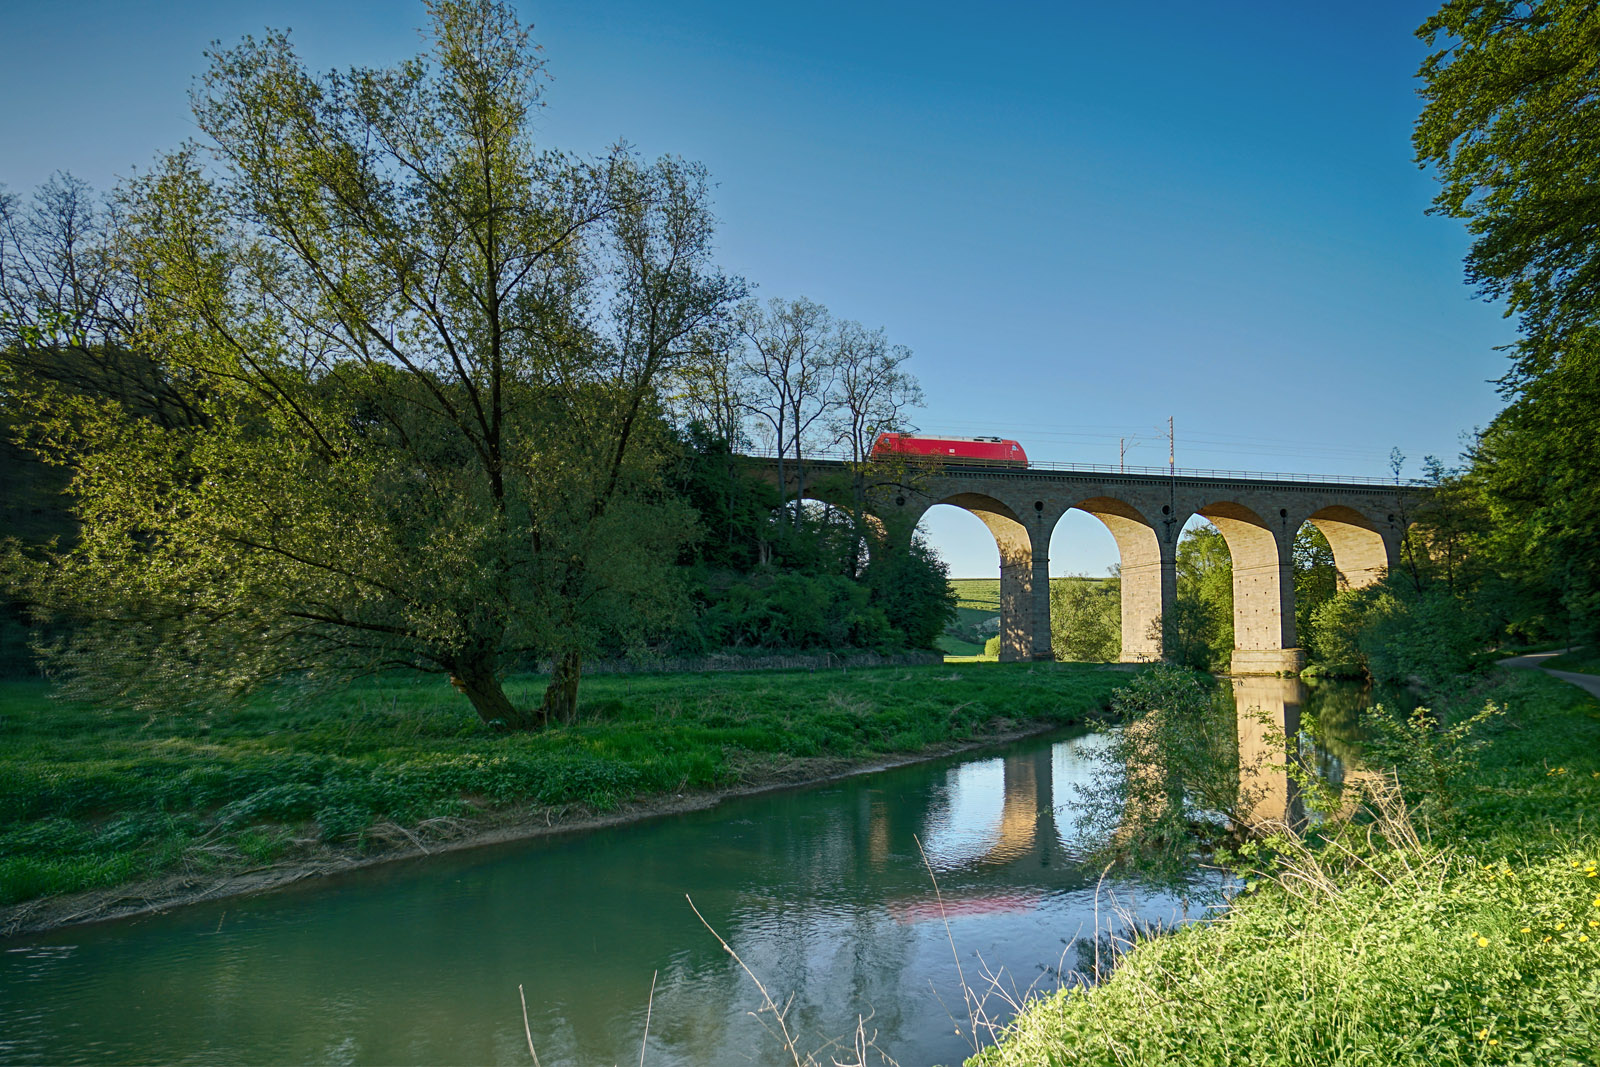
<box><xmin>880</xmin><ymin>433</ymin><xmax>1014</xmax><ymax>443</ymax></box>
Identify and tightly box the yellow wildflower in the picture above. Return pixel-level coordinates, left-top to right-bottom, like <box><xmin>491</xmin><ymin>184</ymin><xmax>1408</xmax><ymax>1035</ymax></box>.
<box><xmin>1582</xmin><ymin>934</ymin><xmax>1591</xmax><ymax>943</ymax></box>
<box><xmin>1521</xmin><ymin>926</ymin><xmax>1533</xmax><ymax>933</ymax></box>
<box><xmin>1476</xmin><ymin>936</ymin><xmax>1490</xmax><ymax>947</ymax></box>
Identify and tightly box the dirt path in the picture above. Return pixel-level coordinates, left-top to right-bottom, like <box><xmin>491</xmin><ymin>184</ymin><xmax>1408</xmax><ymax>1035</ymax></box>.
<box><xmin>1499</xmin><ymin>650</ymin><xmax>1600</xmax><ymax>700</ymax></box>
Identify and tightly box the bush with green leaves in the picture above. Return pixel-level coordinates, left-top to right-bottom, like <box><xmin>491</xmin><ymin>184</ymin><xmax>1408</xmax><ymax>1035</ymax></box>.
<box><xmin>1050</xmin><ymin>576</ymin><xmax>1121</xmax><ymax>662</ymax></box>
<box><xmin>1361</xmin><ymin>699</ymin><xmax>1503</xmax><ymax>828</ymax></box>
<box><xmin>1309</xmin><ymin>579</ymin><xmax>1493</xmax><ymax>687</ymax></box>
<box><xmin>1070</xmin><ymin>665</ymin><xmax>1244</xmax><ymax>887</ymax></box>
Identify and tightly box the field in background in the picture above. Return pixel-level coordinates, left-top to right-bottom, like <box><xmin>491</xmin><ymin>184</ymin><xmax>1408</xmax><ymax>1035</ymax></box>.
<box><xmin>944</xmin><ymin>577</ymin><xmax>1112</xmax><ymax>661</ymax></box>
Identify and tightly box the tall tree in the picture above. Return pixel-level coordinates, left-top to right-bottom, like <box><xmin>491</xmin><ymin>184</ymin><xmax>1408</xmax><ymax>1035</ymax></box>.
<box><xmin>828</xmin><ymin>320</ymin><xmax>920</xmax><ymax>468</ymax></box>
<box><xmin>736</xmin><ymin>296</ymin><xmax>833</xmax><ymax>528</ymax></box>
<box><xmin>825</xmin><ymin>318</ymin><xmax>921</xmax><ymax>574</ymax></box>
<box><xmin>3</xmin><ymin>1</ymin><xmax>739</xmax><ymax>728</ymax></box>
<box><xmin>1415</xmin><ymin>0</ymin><xmax>1600</xmax><ymax>381</ymax></box>
<box><xmin>1415</xmin><ymin>0</ymin><xmax>1600</xmax><ymax>639</ymax></box>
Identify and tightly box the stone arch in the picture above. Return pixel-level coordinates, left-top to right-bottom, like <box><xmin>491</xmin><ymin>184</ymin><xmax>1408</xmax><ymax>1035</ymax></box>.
<box><xmin>1196</xmin><ymin>501</ymin><xmax>1300</xmax><ymax>675</ymax></box>
<box><xmin>927</xmin><ymin>492</ymin><xmax>1041</xmax><ymax>662</ymax></box>
<box><xmin>1064</xmin><ymin>497</ymin><xmax>1168</xmax><ymax>662</ymax></box>
<box><xmin>1305</xmin><ymin>505</ymin><xmax>1393</xmax><ymax>590</ymax></box>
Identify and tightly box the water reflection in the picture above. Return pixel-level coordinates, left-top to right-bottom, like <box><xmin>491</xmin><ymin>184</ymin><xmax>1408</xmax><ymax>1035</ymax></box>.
<box><xmin>1232</xmin><ymin>675</ymin><xmax>1306</xmax><ymax>830</ymax></box>
<box><xmin>1229</xmin><ymin>676</ymin><xmax>1392</xmax><ymax>829</ymax></box>
<box><xmin>0</xmin><ymin>680</ymin><xmax>1374</xmax><ymax>1067</ymax></box>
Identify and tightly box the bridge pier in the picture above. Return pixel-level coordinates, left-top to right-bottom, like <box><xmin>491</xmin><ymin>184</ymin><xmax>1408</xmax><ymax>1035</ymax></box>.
<box><xmin>1111</xmin><ymin>518</ymin><xmax>1173</xmax><ymax>663</ymax></box>
<box><xmin>1029</xmin><ymin>549</ymin><xmax>1053</xmax><ymax>661</ymax></box>
<box><xmin>1198</xmin><ymin>504</ymin><xmax>1305</xmax><ymax>676</ymax></box>
<box><xmin>997</xmin><ymin>550</ymin><xmax>1052</xmax><ymax>662</ymax></box>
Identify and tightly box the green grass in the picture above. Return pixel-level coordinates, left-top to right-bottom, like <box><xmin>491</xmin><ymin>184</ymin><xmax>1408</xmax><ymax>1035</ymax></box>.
<box><xmin>936</xmin><ymin>634</ymin><xmax>987</xmax><ymax>657</ymax></box>
<box><xmin>949</xmin><ymin>578</ymin><xmax>1003</xmax><ymax>614</ymax></box>
<box><xmin>970</xmin><ymin>669</ymin><xmax>1600</xmax><ymax>1066</ymax></box>
<box><xmin>0</xmin><ymin>663</ymin><xmax>1125</xmax><ymax>910</ymax></box>
<box><xmin>944</xmin><ymin>578</ymin><xmax>1111</xmax><ymax>662</ymax></box>
<box><xmin>948</xmin><ymin>576</ymin><xmax>1110</xmax><ymax>614</ymax></box>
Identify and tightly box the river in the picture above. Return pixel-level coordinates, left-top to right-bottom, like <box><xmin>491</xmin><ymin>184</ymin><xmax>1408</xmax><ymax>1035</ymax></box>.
<box><xmin>0</xmin><ymin>676</ymin><xmax>1377</xmax><ymax>1066</ymax></box>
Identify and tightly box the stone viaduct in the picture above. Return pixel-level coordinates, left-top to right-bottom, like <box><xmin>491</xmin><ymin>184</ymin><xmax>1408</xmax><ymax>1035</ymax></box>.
<box><xmin>752</xmin><ymin>457</ymin><xmax>1411</xmax><ymax>675</ymax></box>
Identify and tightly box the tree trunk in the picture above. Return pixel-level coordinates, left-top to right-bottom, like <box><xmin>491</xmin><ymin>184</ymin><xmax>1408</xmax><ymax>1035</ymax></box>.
<box><xmin>539</xmin><ymin>648</ymin><xmax>583</xmax><ymax>725</ymax></box>
<box><xmin>451</xmin><ymin>659</ymin><xmax>538</xmax><ymax>731</ymax></box>
<box><xmin>793</xmin><ymin>442</ymin><xmax>806</xmax><ymax>530</ymax></box>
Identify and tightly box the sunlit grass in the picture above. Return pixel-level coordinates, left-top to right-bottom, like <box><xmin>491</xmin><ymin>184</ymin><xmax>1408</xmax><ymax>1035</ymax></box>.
<box><xmin>970</xmin><ymin>670</ymin><xmax>1600</xmax><ymax>1066</ymax></box>
<box><xmin>0</xmin><ymin>663</ymin><xmax>1124</xmax><ymax>909</ymax></box>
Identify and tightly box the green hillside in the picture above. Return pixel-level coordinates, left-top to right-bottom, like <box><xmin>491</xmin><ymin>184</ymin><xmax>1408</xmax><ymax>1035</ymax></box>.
<box><xmin>943</xmin><ymin>577</ymin><xmax>1111</xmax><ymax>660</ymax></box>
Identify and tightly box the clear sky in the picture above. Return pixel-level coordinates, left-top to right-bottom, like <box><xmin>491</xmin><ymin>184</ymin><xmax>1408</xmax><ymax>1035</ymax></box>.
<box><xmin>0</xmin><ymin>0</ymin><xmax>1513</xmax><ymax>577</ymax></box>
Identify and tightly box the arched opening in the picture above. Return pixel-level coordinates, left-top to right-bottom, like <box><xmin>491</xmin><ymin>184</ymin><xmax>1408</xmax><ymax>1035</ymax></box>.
<box><xmin>1306</xmin><ymin>505</ymin><xmax>1392</xmax><ymax>591</ymax></box>
<box><xmin>917</xmin><ymin>503</ymin><xmax>1003</xmax><ymax>658</ymax></box>
<box><xmin>1290</xmin><ymin>506</ymin><xmax>1395</xmax><ymax>667</ymax></box>
<box><xmin>1048</xmin><ymin>510</ymin><xmax>1121</xmax><ymax>578</ymax></box>
<box><xmin>1046</xmin><ymin>509</ymin><xmax>1121</xmax><ymax>662</ymax></box>
<box><xmin>1192</xmin><ymin>502</ymin><xmax>1299</xmax><ymax>674</ymax></box>
<box><xmin>913</xmin><ymin>493</ymin><xmax>1038</xmax><ymax>662</ymax></box>
<box><xmin>1051</xmin><ymin>499</ymin><xmax>1164</xmax><ymax>662</ymax></box>
<box><xmin>1168</xmin><ymin>514</ymin><xmax>1234</xmax><ymax>671</ymax></box>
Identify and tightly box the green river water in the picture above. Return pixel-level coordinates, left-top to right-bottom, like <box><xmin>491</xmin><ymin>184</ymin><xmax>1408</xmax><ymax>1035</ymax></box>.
<box><xmin>0</xmin><ymin>677</ymin><xmax>1376</xmax><ymax>1066</ymax></box>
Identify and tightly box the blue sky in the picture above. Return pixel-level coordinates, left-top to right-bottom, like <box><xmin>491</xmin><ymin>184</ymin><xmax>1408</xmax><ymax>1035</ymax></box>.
<box><xmin>0</xmin><ymin>0</ymin><xmax>1512</xmax><ymax>577</ymax></box>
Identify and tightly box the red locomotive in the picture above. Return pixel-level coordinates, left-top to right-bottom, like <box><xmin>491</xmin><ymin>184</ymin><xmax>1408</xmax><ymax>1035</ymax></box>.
<box><xmin>872</xmin><ymin>433</ymin><xmax>1029</xmax><ymax>467</ymax></box>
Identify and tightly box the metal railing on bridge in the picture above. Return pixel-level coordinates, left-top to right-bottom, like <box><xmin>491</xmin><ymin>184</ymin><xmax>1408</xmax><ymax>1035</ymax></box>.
<box><xmin>736</xmin><ymin>448</ymin><xmax>1400</xmax><ymax>487</ymax></box>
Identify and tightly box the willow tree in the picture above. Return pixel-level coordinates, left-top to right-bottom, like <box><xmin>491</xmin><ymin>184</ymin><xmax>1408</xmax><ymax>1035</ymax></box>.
<box><xmin>5</xmin><ymin>1</ymin><xmax>739</xmax><ymax>727</ymax></box>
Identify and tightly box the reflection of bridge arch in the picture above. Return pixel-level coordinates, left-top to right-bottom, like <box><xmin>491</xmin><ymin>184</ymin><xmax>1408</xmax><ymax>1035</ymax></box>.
<box><xmin>919</xmin><ymin>751</ymin><xmax>1056</xmax><ymax>870</ymax></box>
<box><xmin>753</xmin><ymin>457</ymin><xmax>1411</xmax><ymax>674</ymax></box>
<box><xmin>1232</xmin><ymin>675</ymin><xmax>1305</xmax><ymax>830</ymax></box>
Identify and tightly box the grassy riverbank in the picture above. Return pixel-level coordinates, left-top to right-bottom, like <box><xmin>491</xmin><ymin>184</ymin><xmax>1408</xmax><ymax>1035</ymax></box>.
<box><xmin>0</xmin><ymin>662</ymin><xmax>1125</xmax><ymax>924</ymax></box>
<box><xmin>969</xmin><ymin>668</ymin><xmax>1600</xmax><ymax>1066</ymax></box>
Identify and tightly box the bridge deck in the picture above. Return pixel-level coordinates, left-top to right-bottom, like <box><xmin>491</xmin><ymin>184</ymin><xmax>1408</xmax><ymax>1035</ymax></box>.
<box><xmin>742</xmin><ymin>451</ymin><xmax>1403</xmax><ymax>492</ymax></box>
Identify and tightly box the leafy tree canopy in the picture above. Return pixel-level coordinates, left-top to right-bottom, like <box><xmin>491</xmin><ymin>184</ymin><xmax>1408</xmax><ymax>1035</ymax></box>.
<box><xmin>2</xmin><ymin>0</ymin><xmax>741</xmax><ymax>728</ymax></box>
<box><xmin>1415</xmin><ymin>0</ymin><xmax>1600</xmax><ymax>381</ymax></box>
<box><xmin>1415</xmin><ymin>1</ymin><xmax>1600</xmax><ymax>641</ymax></box>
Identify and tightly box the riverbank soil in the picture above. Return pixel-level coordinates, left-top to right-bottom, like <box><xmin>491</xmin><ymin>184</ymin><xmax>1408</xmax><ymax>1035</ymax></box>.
<box><xmin>970</xmin><ymin>668</ymin><xmax>1600</xmax><ymax>1066</ymax></box>
<box><xmin>0</xmin><ymin>662</ymin><xmax>1127</xmax><ymax>937</ymax></box>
